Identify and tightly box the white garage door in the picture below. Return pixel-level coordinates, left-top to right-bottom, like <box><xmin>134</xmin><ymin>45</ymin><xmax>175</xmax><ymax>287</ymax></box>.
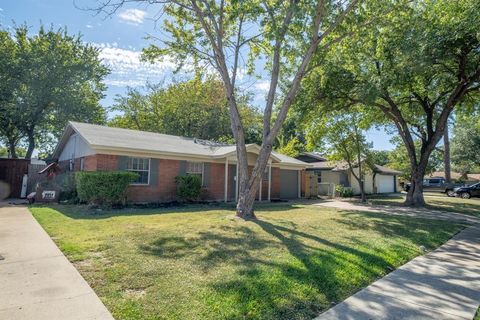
<box><xmin>376</xmin><ymin>175</ymin><xmax>395</xmax><ymax>193</ymax></box>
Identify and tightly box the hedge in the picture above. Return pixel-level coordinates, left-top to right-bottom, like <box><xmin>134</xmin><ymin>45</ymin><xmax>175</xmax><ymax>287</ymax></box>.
<box><xmin>75</xmin><ymin>171</ymin><xmax>138</xmax><ymax>206</ymax></box>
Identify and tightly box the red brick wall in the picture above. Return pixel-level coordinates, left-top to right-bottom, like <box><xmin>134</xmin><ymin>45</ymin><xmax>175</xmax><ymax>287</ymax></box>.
<box><xmin>58</xmin><ymin>154</ymin><xmax>101</xmax><ymax>172</ymax></box>
<box><xmin>95</xmin><ymin>154</ymin><xmax>118</xmax><ymax>171</ymax></box>
<box><xmin>83</xmin><ymin>155</ymin><xmax>97</xmax><ymax>171</ymax></box>
<box><xmin>206</xmin><ymin>163</ymin><xmax>226</xmax><ymax>201</ymax></box>
<box><xmin>127</xmin><ymin>159</ymin><xmax>179</xmax><ymax>203</ymax></box>
<box><xmin>58</xmin><ymin>153</ymin><xmax>298</xmax><ymax>203</ymax></box>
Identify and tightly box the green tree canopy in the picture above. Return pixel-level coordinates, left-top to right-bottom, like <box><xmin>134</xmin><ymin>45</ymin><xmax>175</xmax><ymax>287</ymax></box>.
<box><xmin>451</xmin><ymin>113</ymin><xmax>480</xmax><ymax>174</ymax></box>
<box><xmin>296</xmin><ymin>0</ymin><xmax>480</xmax><ymax>206</ymax></box>
<box><xmin>92</xmin><ymin>0</ymin><xmax>396</xmax><ymax>218</ymax></box>
<box><xmin>0</xmin><ymin>25</ymin><xmax>109</xmax><ymax>159</ymax></box>
<box><xmin>109</xmin><ymin>78</ymin><xmax>263</xmax><ymax>143</ymax></box>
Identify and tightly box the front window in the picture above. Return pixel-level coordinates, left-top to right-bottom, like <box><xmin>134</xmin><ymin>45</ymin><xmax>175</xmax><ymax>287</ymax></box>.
<box><xmin>127</xmin><ymin>157</ymin><xmax>150</xmax><ymax>185</ymax></box>
<box><xmin>187</xmin><ymin>162</ymin><xmax>204</xmax><ymax>184</ymax></box>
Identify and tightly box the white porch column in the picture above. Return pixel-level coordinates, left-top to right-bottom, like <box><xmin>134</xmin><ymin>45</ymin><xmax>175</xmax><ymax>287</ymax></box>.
<box><xmin>235</xmin><ymin>163</ymin><xmax>239</xmax><ymax>202</ymax></box>
<box><xmin>224</xmin><ymin>158</ymin><xmax>228</xmax><ymax>202</ymax></box>
<box><xmin>268</xmin><ymin>163</ymin><xmax>272</xmax><ymax>201</ymax></box>
<box><xmin>298</xmin><ymin>170</ymin><xmax>301</xmax><ymax>198</ymax></box>
<box><xmin>259</xmin><ymin>176</ymin><xmax>262</xmax><ymax>201</ymax></box>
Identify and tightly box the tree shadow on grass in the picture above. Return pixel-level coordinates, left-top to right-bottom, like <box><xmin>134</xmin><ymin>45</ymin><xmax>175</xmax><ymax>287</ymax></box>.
<box><xmin>332</xmin><ymin>210</ymin><xmax>465</xmax><ymax>248</ymax></box>
<box><xmin>136</xmin><ymin>212</ymin><xmax>454</xmax><ymax>319</ymax></box>
<box><xmin>40</xmin><ymin>202</ymin><xmax>303</xmax><ymax>220</ymax></box>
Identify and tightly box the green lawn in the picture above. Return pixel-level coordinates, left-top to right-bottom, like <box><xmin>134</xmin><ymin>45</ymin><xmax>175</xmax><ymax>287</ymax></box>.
<box><xmin>369</xmin><ymin>193</ymin><xmax>480</xmax><ymax>217</ymax></box>
<box><xmin>30</xmin><ymin>203</ymin><xmax>464</xmax><ymax>320</ymax></box>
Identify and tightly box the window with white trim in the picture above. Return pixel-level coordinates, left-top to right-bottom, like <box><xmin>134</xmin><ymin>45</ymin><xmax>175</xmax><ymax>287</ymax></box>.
<box><xmin>186</xmin><ymin>162</ymin><xmax>204</xmax><ymax>184</ymax></box>
<box><xmin>127</xmin><ymin>157</ymin><xmax>150</xmax><ymax>185</ymax></box>
<box><xmin>263</xmin><ymin>167</ymin><xmax>269</xmax><ymax>181</ymax></box>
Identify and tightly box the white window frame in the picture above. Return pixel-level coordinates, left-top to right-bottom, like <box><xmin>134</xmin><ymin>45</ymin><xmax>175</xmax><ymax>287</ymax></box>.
<box><xmin>127</xmin><ymin>157</ymin><xmax>151</xmax><ymax>185</ymax></box>
<box><xmin>186</xmin><ymin>161</ymin><xmax>204</xmax><ymax>186</ymax></box>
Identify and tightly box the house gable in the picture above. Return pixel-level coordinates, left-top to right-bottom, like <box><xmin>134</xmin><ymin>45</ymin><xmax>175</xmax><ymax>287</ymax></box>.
<box><xmin>58</xmin><ymin>132</ymin><xmax>95</xmax><ymax>161</ymax></box>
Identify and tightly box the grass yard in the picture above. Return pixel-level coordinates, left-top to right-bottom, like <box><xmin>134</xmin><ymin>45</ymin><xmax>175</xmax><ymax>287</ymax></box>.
<box><xmin>369</xmin><ymin>193</ymin><xmax>480</xmax><ymax>217</ymax></box>
<box><xmin>30</xmin><ymin>203</ymin><xmax>464</xmax><ymax>320</ymax></box>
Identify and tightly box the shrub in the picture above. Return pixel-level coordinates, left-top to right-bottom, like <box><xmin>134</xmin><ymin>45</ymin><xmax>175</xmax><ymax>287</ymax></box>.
<box><xmin>175</xmin><ymin>175</ymin><xmax>202</xmax><ymax>202</ymax></box>
<box><xmin>58</xmin><ymin>172</ymin><xmax>78</xmax><ymax>202</ymax></box>
<box><xmin>75</xmin><ymin>171</ymin><xmax>138</xmax><ymax>207</ymax></box>
<box><xmin>335</xmin><ymin>185</ymin><xmax>354</xmax><ymax>198</ymax></box>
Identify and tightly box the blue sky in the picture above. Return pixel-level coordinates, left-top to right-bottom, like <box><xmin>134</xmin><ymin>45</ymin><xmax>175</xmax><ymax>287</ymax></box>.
<box><xmin>1</xmin><ymin>0</ymin><xmax>395</xmax><ymax>150</ymax></box>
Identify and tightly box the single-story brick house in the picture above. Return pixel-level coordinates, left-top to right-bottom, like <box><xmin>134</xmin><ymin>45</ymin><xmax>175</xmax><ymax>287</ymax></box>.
<box><xmin>296</xmin><ymin>152</ymin><xmax>401</xmax><ymax>194</ymax></box>
<box><xmin>52</xmin><ymin>122</ymin><xmax>309</xmax><ymax>203</ymax></box>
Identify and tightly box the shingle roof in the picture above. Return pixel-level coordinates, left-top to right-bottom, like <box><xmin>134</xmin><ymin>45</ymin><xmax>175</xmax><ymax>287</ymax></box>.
<box><xmin>59</xmin><ymin>122</ymin><xmax>306</xmax><ymax>167</ymax></box>
<box><xmin>373</xmin><ymin>164</ymin><xmax>402</xmax><ymax>175</ymax></box>
<box><xmin>308</xmin><ymin>161</ymin><xmax>341</xmax><ymax>170</ymax></box>
<box><xmin>308</xmin><ymin>160</ymin><xmax>401</xmax><ymax>175</ymax></box>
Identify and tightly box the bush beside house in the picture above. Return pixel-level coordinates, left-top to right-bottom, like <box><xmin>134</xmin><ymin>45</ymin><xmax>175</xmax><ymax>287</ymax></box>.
<box><xmin>175</xmin><ymin>175</ymin><xmax>202</xmax><ymax>202</ymax></box>
<box><xmin>335</xmin><ymin>185</ymin><xmax>354</xmax><ymax>198</ymax></box>
<box><xmin>75</xmin><ymin>171</ymin><xmax>138</xmax><ymax>207</ymax></box>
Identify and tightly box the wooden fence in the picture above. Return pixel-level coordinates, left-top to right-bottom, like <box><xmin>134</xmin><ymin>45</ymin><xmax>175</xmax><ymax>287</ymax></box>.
<box><xmin>0</xmin><ymin>159</ymin><xmax>30</xmax><ymax>198</ymax></box>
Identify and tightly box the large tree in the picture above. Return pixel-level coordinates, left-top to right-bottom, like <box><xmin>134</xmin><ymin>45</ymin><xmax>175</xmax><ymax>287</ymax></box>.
<box><xmin>109</xmin><ymin>78</ymin><xmax>263</xmax><ymax>143</ymax></box>
<box><xmin>0</xmin><ymin>25</ymin><xmax>109</xmax><ymax>159</ymax></box>
<box><xmin>303</xmin><ymin>108</ymin><xmax>372</xmax><ymax>202</ymax></box>
<box><xmin>385</xmin><ymin>138</ymin><xmax>443</xmax><ymax>181</ymax></box>
<box><xmin>92</xmin><ymin>0</ymin><xmax>389</xmax><ymax>218</ymax></box>
<box><xmin>0</xmin><ymin>28</ymin><xmax>23</xmax><ymax>158</ymax></box>
<box><xmin>298</xmin><ymin>0</ymin><xmax>480</xmax><ymax>206</ymax></box>
<box><xmin>451</xmin><ymin>113</ymin><xmax>480</xmax><ymax>174</ymax></box>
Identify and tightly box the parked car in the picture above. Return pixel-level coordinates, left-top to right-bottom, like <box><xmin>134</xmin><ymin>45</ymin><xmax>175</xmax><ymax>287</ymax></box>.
<box><xmin>454</xmin><ymin>182</ymin><xmax>480</xmax><ymax>199</ymax></box>
<box><xmin>403</xmin><ymin>178</ymin><xmax>464</xmax><ymax>196</ymax></box>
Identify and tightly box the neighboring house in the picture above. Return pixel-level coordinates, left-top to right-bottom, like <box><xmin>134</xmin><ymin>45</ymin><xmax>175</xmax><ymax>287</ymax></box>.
<box><xmin>427</xmin><ymin>171</ymin><xmax>480</xmax><ymax>183</ymax></box>
<box><xmin>52</xmin><ymin>122</ymin><xmax>308</xmax><ymax>203</ymax></box>
<box><xmin>296</xmin><ymin>152</ymin><xmax>401</xmax><ymax>194</ymax></box>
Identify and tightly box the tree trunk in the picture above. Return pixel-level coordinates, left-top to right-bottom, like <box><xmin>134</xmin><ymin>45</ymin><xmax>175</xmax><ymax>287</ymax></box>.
<box><xmin>357</xmin><ymin>162</ymin><xmax>366</xmax><ymax>203</ymax></box>
<box><xmin>25</xmin><ymin>132</ymin><xmax>35</xmax><ymax>160</ymax></box>
<box><xmin>7</xmin><ymin>139</ymin><xmax>18</xmax><ymax>158</ymax></box>
<box><xmin>443</xmin><ymin>124</ymin><xmax>451</xmax><ymax>182</ymax></box>
<box><xmin>359</xmin><ymin>180</ymin><xmax>366</xmax><ymax>203</ymax></box>
<box><xmin>236</xmin><ymin>185</ymin><xmax>258</xmax><ymax>218</ymax></box>
<box><xmin>405</xmin><ymin>165</ymin><xmax>426</xmax><ymax>206</ymax></box>
<box><xmin>235</xmin><ymin>141</ymin><xmax>272</xmax><ymax>219</ymax></box>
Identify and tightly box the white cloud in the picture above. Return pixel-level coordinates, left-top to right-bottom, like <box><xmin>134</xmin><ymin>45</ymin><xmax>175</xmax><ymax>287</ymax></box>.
<box><xmin>254</xmin><ymin>80</ymin><xmax>270</xmax><ymax>92</ymax></box>
<box><xmin>86</xmin><ymin>24</ymin><xmax>93</xmax><ymax>29</ymax></box>
<box><xmin>117</xmin><ymin>9</ymin><xmax>147</xmax><ymax>26</ymax></box>
<box><xmin>0</xmin><ymin>8</ymin><xmax>3</xmax><ymax>11</ymax></box>
<box><xmin>96</xmin><ymin>43</ymin><xmax>176</xmax><ymax>87</ymax></box>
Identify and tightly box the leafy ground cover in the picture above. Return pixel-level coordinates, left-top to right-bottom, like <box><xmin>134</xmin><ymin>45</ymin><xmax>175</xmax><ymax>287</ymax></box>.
<box><xmin>30</xmin><ymin>203</ymin><xmax>463</xmax><ymax>320</ymax></box>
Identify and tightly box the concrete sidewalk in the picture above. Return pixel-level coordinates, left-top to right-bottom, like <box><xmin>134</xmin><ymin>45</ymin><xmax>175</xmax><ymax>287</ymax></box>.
<box><xmin>0</xmin><ymin>205</ymin><xmax>114</xmax><ymax>320</ymax></box>
<box><xmin>315</xmin><ymin>225</ymin><xmax>480</xmax><ymax>320</ymax></box>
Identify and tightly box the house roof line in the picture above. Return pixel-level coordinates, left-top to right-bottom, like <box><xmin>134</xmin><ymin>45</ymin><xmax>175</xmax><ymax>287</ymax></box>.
<box><xmin>53</xmin><ymin>122</ymin><xmax>308</xmax><ymax>168</ymax></box>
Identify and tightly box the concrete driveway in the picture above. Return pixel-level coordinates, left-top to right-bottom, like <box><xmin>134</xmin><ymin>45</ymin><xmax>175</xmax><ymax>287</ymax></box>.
<box><xmin>312</xmin><ymin>199</ymin><xmax>480</xmax><ymax>224</ymax></box>
<box><xmin>0</xmin><ymin>204</ymin><xmax>113</xmax><ymax>320</ymax></box>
